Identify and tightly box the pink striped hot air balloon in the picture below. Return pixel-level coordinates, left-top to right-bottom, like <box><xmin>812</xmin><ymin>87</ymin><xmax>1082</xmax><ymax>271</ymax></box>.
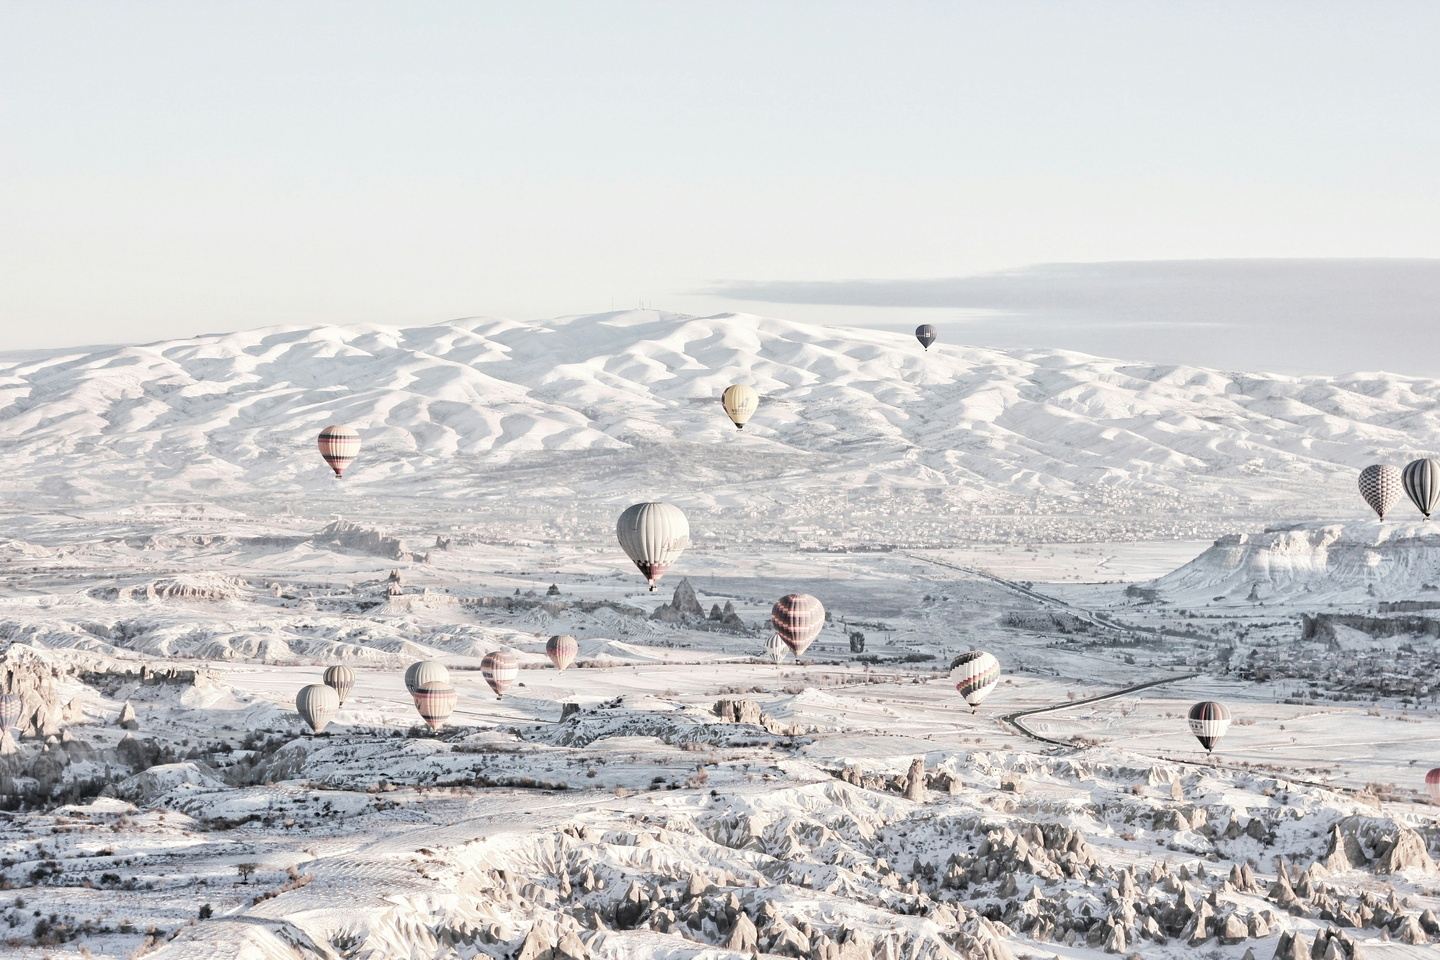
<box><xmin>482</xmin><ymin>650</ymin><xmax>519</xmax><ymax>699</ymax></box>
<box><xmin>413</xmin><ymin>681</ymin><xmax>457</xmax><ymax>731</ymax></box>
<box><xmin>1426</xmin><ymin>768</ymin><xmax>1440</xmax><ymax>804</ymax></box>
<box><xmin>771</xmin><ymin>594</ymin><xmax>825</xmax><ymax>658</ymax></box>
<box><xmin>546</xmin><ymin>635</ymin><xmax>578</xmax><ymax>671</ymax></box>
<box><xmin>317</xmin><ymin>425</ymin><xmax>361</xmax><ymax>478</ymax></box>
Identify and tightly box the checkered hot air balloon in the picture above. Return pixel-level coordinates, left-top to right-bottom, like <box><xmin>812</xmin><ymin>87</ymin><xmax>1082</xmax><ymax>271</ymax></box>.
<box><xmin>323</xmin><ymin>665</ymin><xmax>355</xmax><ymax>704</ymax></box>
<box><xmin>950</xmin><ymin>650</ymin><xmax>1000</xmax><ymax>712</ymax></box>
<box><xmin>1188</xmin><ymin>701</ymin><xmax>1232</xmax><ymax>753</ymax></box>
<box><xmin>481</xmin><ymin>650</ymin><xmax>519</xmax><ymax>699</ymax></box>
<box><xmin>720</xmin><ymin>384</ymin><xmax>759</xmax><ymax>430</ymax></box>
<box><xmin>1359</xmin><ymin>464</ymin><xmax>1402</xmax><ymax>520</ymax></box>
<box><xmin>546</xmin><ymin>635</ymin><xmax>578</xmax><ymax>671</ymax></box>
<box><xmin>771</xmin><ymin>593</ymin><xmax>825</xmax><ymax>657</ymax></box>
<box><xmin>317</xmin><ymin>424</ymin><xmax>361</xmax><ymax>478</ymax></box>
<box><xmin>616</xmin><ymin>502</ymin><xmax>690</xmax><ymax>591</ymax></box>
<box><xmin>413</xmin><ymin>681</ymin><xmax>457</xmax><ymax>731</ymax></box>
<box><xmin>1402</xmin><ymin>458</ymin><xmax>1440</xmax><ymax>519</ymax></box>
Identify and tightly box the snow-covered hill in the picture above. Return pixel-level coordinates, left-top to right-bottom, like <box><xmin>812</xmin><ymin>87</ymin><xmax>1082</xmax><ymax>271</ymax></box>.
<box><xmin>3</xmin><ymin>310</ymin><xmax>1438</xmax><ymax>540</ymax></box>
<box><xmin>1148</xmin><ymin>520</ymin><xmax>1440</xmax><ymax>604</ymax></box>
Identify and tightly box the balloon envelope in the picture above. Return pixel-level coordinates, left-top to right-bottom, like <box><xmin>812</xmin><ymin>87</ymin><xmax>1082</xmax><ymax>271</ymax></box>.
<box><xmin>764</xmin><ymin>633</ymin><xmax>787</xmax><ymax>663</ymax></box>
<box><xmin>616</xmin><ymin>502</ymin><xmax>690</xmax><ymax>591</ymax></box>
<box><xmin>950</xmin><ymin>651</ymin><xmax>1001</xmax><ymax>710</ymax></box>
<box><xmin>546</xmin><ymin>635</ymin><xmax>578</xmax><ymax>671</ymax></box>
<box><xmin>0</xmin><ymin>694</ymin><xmax>21</xmax><ymax>733</ymax></box>
<box><xmin>317</xmin><ymin>425</ymin><xmax>361</xmax><ymax>478</ymax></box>
<box><xmin>296</xmin><ymin>683</ymin><xmax>340</xmax><ymax>734</ymax></box>
<box><xmin>414</xmin><ymin>681</ymin><xmax>457</xmax><ymax>731</ymax></box>
<box><xmin>915</xmin><ymin>324</ymin><xmax>937</xmax><ymax>350</ymax></box>
<box><xmin>323</xmin><ymin>665</ymin><xmax>355</xmax><ymax>704</ymax></box>
<box><xmin>771</xmin><ymin>594</ymin><xmax>825</xmax><ymax>657</ymax></box>
<box><xmin>1188</xmin><ymin>701</ymin><xmax>1231</xmax><ymax>752</ymax></box>
<box><xmin>1427</xmin><ymin>767</ymin><xmax>1440</xmax><ymax>803</ymax></box>
<box><xmin>482</xmin><ymin>650</ymin><xmax>519</xmax><ymax>698</ymax></box>
<box><xmin>405</xmin><ymin>661</ymin><xmax>450</xmax><ymax>697</ymax></box>
<box><xmin>1359</xmin><ymin>464</ymin><xmax>1402</xmax><ymax>520</ymax></box>
<box><xmin>1402</xmin><ymin>458</ymin><xmax>1440</xmax><ymax>519</ymax></box>
<box><xmin>721</xmin><ymin>384</ymin><xmax>760</xmax><ymax>430</ymax></box>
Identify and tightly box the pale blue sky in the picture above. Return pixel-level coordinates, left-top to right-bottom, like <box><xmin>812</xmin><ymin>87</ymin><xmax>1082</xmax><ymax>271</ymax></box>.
<box><xmin>2</xmin><ymin>2</ymin><xmax>1438</xmax><ymax>371</ymax></box>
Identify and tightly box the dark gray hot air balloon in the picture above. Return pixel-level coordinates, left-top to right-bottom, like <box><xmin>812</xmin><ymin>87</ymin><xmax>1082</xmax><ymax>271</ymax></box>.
<box><xmin>1187</xmin><ymin>701</ymin><xmax>1231</xmax><ymax>753</ymax></box>
<box><xmin>323</xmin><ymin>665</ymin><xmax>355</xmax><ymax>704</ymax></box>
<box><xmin>616</xmin><ymin>502</ymin><xmax>690</xmax><ymax>591</ymax></box>
<box><xmin>296</xmin><ymin>683</ymin><xmax>340</xmax><ymax>734</ymax></box>
<box><xmin>1402</xmin><ymin>458</ymin><xmax>1440</xmax><ymax>519</ymax></box>
<box><xmin>915</xmin><ymin>324</ymin><xmax>937</xmax><ymax>351</ymax></box>
<box><xmin>1358</xmin><ymin>464</ymin><xmax>1402</xmax><ymax>520</ymax></box>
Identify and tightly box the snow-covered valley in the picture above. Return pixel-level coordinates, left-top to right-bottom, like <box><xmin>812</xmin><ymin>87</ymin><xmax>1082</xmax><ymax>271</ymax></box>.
<box><xmin>4</xmin><ymin>312</ymin><xmax>1440</xmax><ymax>959</ymax></box>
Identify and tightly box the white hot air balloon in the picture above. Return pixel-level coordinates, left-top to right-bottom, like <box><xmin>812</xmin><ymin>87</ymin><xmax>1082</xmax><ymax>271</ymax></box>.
<box><xmin>317</xmin><ymin>425</ymin><xmax>361</xmax><ymax>478</ymax></box>
<box><xmin>404</xmin><ymin>661</ymin><xmax>450</xmax><ymax>697</ymax></box>
<box><xmin>721</xmin><ymin>384</ymin><xmax>760</xmax><ymax>430</ymax></box>
<box><xmin>323</xmin><ymin>665</ymin><xmax>355</xmax><ymax>704</ymax></box>
<box><xmin>616</xmin><ymin>502</ymin><xmax>690</xmax><ymax>591</ymax></box>
<box><xmin>764</xmin><ymin>633</ymin><xmax>788</xmax><ymax>663</ymax></box>
<box><xmin>296</xmin><ymin>683</ymin><xmax>341</xmax><ymax>734</ymax></box>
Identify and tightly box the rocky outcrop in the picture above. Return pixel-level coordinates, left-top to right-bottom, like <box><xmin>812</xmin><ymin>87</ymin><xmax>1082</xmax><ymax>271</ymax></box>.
<box><xmin>312</xmin><ymin>519</ymin><xmax>424</xmax><ymax>562</ymax></box>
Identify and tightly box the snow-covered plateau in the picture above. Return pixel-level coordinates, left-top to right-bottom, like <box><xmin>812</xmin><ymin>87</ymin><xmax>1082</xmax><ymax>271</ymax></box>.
<box><xmin>3</xmin><ymin>311</ymin><xmax>1440</xmax><ymax>960</ymax></box>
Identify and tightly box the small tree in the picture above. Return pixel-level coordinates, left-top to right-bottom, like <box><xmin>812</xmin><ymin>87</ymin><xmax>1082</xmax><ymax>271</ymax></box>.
<box><xmin>236</xmin><ymin>863</ymin><xmax>258</xmax><ymax>885</ymax></box>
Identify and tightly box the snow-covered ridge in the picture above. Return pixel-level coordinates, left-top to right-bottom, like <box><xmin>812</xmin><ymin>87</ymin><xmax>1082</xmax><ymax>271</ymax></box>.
<box><xmin>1149</xmin><ymin>520</ymin><xmax>1440</xmax><ymax>604</ymax></box>
<box><xmin>2</xmin><ymin>309</ymin><xmax>1438</xmax><ymax>525</ymax></box>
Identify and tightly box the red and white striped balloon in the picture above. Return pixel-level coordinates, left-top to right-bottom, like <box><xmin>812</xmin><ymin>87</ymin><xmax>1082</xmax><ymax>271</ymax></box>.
<box><xmin>317</xmin><ymin>424</ymin><xmax>361</xmax><ymax>478</ymax></box>
<box><xmin>482</xmin><ymin>650</ymin><xmax>519</xmax><ymax>699</ymax></box>
<box><xmin>413</xmin><ymin>681</ymin><xmax>457</xmax><ymax>731</ymax></box>
<box><xmin>546</xmin><ymin>635</ymin><xmax>578</xmax><ymax>671</ymax></box>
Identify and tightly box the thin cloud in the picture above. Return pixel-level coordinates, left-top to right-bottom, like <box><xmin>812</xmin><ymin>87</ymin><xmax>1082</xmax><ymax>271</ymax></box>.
<box><xmin>703</xmin><ymin>259</ymin><xmax>1440</xmax><ymax>376</ymax></box>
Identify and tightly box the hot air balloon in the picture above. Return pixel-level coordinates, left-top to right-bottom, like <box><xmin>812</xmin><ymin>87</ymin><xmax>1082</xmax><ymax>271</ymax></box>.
<box><xmin>616</xmin><ymin>502</ymin><xmax>690</xmax><ymax>591</ymax></box>
<box><xmin>721</xmin><ymin>384</ymin><xmax>759</xmax><ymax>430</ymax></box>
<box><xmin>317</xmin><ymin>424</ymin><xmax>361</xmax><ymax>479</ymax></box>
<box><xmin>0</xmin><ymin>694</ymin><xmax>22</xmax><ymax>734</ymax></box>
<box><xmin>1359</xmin><ymin>464</ymin><xmax>1402</xmax><ymax>520</ymax></box>
<box><xmin>915</xmin><ymin>324</ymin><xmax>937</xmax><ymax>351</ymax></box>
<box><xmin>546</xmin><ymin>635</ymin><xmax>578</xmax><ymax>671</ymax></box>
<box><xmin>404</xmin><ymin>660</ymin><xmax>450</xmax><ymax>698</ymax></box>
<box><xmin>1188</xmin><ymin>701</ymin><xmax>1231</xmax><ymax>753</ymax></box>
<box><xmin>771</xmin><ymin>594</ymin><xmax>825</xmax><ymax>657</ymax></box>
<box><xmin>482</xmin><ymin>650</ymin><xmax>519</xmax><ymax>699</ymax></box>
<box><xmin>413</xmin><ymin>681</ymin><xmax>457</xmax><ymax>731</ymax></box>
<box><xmin>1426</xmin><ymin>768</ymin><xmax>1440</xmax><ymax>804</ymax></box>
<box><xmin>1402</xmin><ymin>458</ymin><xmax>1440</xmax><ymax>519</ymax></box>
<box><xmin>765</xmin><ymin>633</ymin><xmax>787</xmax><ymax>663</ymax></box>
<box><xmin>323</xmin><ymin>665</ymin><xmax>355</xmax><ymax>704</ymax></box>
<box><xmin>296</xmin><ymin>683</ymin><xmax>340</xmax><ymax>734</ymax></box>
<box><xmin>950</xmin><ymin>651</ymin><xmax>1000</xmax><ymax>712</ymax></box>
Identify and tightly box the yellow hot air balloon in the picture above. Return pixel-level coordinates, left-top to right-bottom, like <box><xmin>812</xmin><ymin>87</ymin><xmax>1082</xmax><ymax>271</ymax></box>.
<box><xmin>721</xmin><ymin>384</ymin><xmax>759</xmax><ymax>430</ymax></box>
